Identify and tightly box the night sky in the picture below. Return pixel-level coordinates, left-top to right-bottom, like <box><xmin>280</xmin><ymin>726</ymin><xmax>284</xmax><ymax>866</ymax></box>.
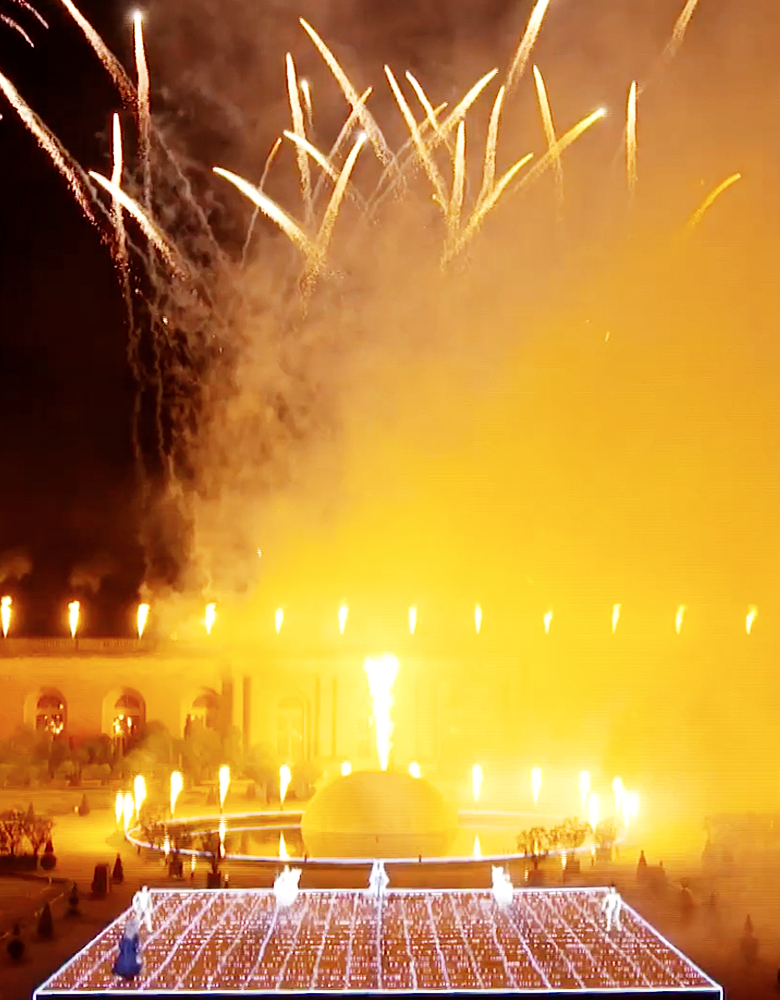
<box><xmin>0</xmin><ymin>0</ymin><xmax>778</xmax><ymax>636</ymax></box>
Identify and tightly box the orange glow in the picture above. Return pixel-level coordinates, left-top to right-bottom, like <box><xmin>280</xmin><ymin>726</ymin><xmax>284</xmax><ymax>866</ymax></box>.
<box><xmin>338</xmin><ymin>603</ymin><xmax>348</xmax><ymax>635</ymax></box>
<box><xmin>472</xmin><ymin>763</ymin><xmax>484</xmax><ymax>803</ymax></box>
<box><xmin>122</xmin><ymin>791</ymin><xmax>134</xmax><ymax>832</ymax></box>
<box><xmin>408</xmin><ymin>605</ymin><xmax>417</xmax><ymax>635</ymax></box>
<box><xmin>133</xmin><ymin>774</ymin><xmax>146</xmax><ymax>815</ymax></box>
<box><xmin>1</xmin><ymin>596</ymin><xmax>10</xmax><ymax>638</ymax></box>
<box><xmin>205</xmin><ymin>603</ymin><xmax>216</xmax><ymax>636</ymax></box>
<box><xmin>474</xmin><ymin>604</ymin><xmax>482</xmax><ymax>634</ymax></box>
<box><xmin>279</xmin><ymin>763</ymin><xmax>292</xmax><ymax>803</ymax></box>
<box><xmin>612</xmin><ymin>775</ymin><xmax>625</xmax><ymax>814</ymax></box>
<box><xmin>275</xmin><ymin>607</ymin><xmax>284</xmax><ymax>634</ymax></box>
<box><xmin>543</xmin><ymin>609</ymin><xmax>552</xmax><ymax>634</ymax></box>
<box><xmin>472</xmin><ymin>833</ymin><xmax>482</xmax><ymax>859</ymax></box>
<box><xmin>363</xmin><ymin>654</ymin><xmax>399</xmax><ymax>770</ymax></box>
<box><xmin>68</xmin><ymin>600</ymin><xmax>80</xmax><ymax>638</ymax></box>
<box><xmin>279</xmin><ymin>831</ymin><xmax>289</xmax><ymax>860</ymax></box>
<box><xmin>136</xmin><ymin>602</ymin><xmax>149</xmax><ymax>638</ymax></box>
<box><xmin>587</xmin><ymin>791</ymin><xmax>600</xmax><ymax>832</ymax></box>
<box><xmin>611</xmin><ymin>603</ymin><xmax>621</xmax><ymax>634</ymax></box>
<box><xmin>170</xmin><ymin>771</ymin><xmax>183</xmax><ymax>817</ymax></box>
<box><xmin>218</xmin><ymin>765</ymin><xmax>230</xmax><ymax>809</ymax></box>
<box><xmin>579</xmin><ymin>770</ymin><xmax>591</xmax><ymax>810</ymax></box>
<box><xmin>675</xmin><ymin>605</ymin><xmax>686</xmax><ymax>635</ymax></box>
<box><xmin>746</xmin><ymin>606</ymin><xmax>757</xmax><ymax>635</ymax></box>
<box><xmin>531</xmin><ymin>766</ymin><xmax>542</xmax><ymax>805</ymax></box>
<box><xmin>114</xmin><ymin>790</ymin><xmax>123</xmax><ymax>825</ymax></box>
<box><xmin>218</xmin><ymin>814</ymin><xmax>226</xmax><ymax>858</ymax></box>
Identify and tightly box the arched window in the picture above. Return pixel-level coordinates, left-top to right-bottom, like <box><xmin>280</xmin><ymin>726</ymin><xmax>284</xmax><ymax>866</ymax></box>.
<box><xmin>185</xmin><ymin>690</ymin><xmax>220</xmax><ymax>736</ymax></box>
<box><xmin>277</xmin><ymin>696</ymin><xmax>305</xmax><ymax>763</ymax></box>
<box><xmin>112</xmin><ymin>691</ymin><xmax>145</xmax><ymax>752</ymax></box>
<box><xmin>35</xmin><ymin>693</ymin><xmax>66</xmax><ymax>737</ymax></box>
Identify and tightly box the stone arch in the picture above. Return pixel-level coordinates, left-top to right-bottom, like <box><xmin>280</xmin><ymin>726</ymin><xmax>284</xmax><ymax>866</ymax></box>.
<box><xmin>102</xmin><ymin>687</ymin><xmax>146</xmax><ymax>752</ymax></box>
<box><xmin>276</xmin><ymin>693</ymin><xmax>309</xmax><ymax>764</ymax></box>
<box><xmin>23</xmin><ymin>688</ymin><xmax>67</xmax><ymax>737</ymax></box>
<box><xmin>183</xmin><ymin>687</ymin><xmax>221</xmax><ymax>737</ymax></box>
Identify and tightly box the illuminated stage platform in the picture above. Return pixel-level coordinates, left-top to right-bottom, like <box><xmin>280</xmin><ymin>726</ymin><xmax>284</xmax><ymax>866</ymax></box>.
<box><xmin>34</xmin><ymin>887</ymin><xmax>722</xmax><ymax>998</ymax></box>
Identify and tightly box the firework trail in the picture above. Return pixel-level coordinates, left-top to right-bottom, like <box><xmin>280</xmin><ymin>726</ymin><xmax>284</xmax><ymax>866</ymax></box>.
<box><xmin>476</xmin><ymin>86</ymin><xmax>505</xmax><ymax>209</ymax></box>
<box><xmin>385</xmin><ymin>64</ymin><xmax>447</xmax><ymax>211</ymax></box>
<box><xmin>286</xmin><ymin>53</ymin><xmax>314</xmax><ymax>227</ymax></box>
<box><xmin>110</xmin><ymin>113</ymin><xmax>129</xmax><ymax>274</ymax></box>
<box><xmin>299</xmin><ymin>18</ymin><xmax>392</xmax><ymax>166</ymax></box>
<box><xmin>0</xmin><ymin>14</ymin><xmax>33</xmax><ymax>45</ymax></box>
<box><xmin>506</xmin><ymin>0</ymin><xmax>552</xmax><ymax>94</ymax></box>
<box><xmin>405</xmin><ymin>72</ymin><xmax>445</xmax><ymax>143</ymax></box>
<box><xmin>439</xmin><ymin>70</ymin><xmax>498</xmax><ymax>141</ymax></box>
<box><xmin>213</xmin><ymin>167</ymin><xmax>317</xmax><ymax>261</ymax></box>
<box><xmin>445</xmin><ymin>151</ymin><xmax>533</xmax><ymax>263</ymax></box>
<box><xmin>88</xmin><ymin>171</ymin><xmax>182</xmax><ymax>272</ymax></box>
<box><xmin>58</xmin><ymin>0</ymin><xmax>135</xmax><ymax>105</ymax></box>
<box><xmin>9</xmin><ymin>0</ymin><xmax>46</xmax><ymax>25</ymax></box>
<box><xmin>312</xmin><ymin>132</ymin><xmax>367</xmax><ymax>274</ymax></box>
<box><xmin>379</xmin><ymin>69</ymin><xmax>497</xmax><ymax>210</ymax></box>
<box><xmin>240</xmin><ymin>137</ymin><xmax>282</xmax><ymax>266</ymax></box>
<box><xmin>532</xmin><ymin>66</ymin><xmax>563</xmax><ymax>211</ymax></box>
<box><xmin>664</xmin><ymin>0</ymin><xmax>702</xmax><ymax>62</ymax></box>
<box><xmin>111</xmin><ymin>113</ymin><xmax>141</xmax><ymax>472</ymax></box>
<box><xmin>0</xmin><ymin>71</ymin><xmax>96</xmax><ymax>223</ymax></box>
<box><xmin>312</xmin><ymin>86</ymin><xmax>372</xmax><ymax>206</ymax></box>
<box><xmin>626</xmin><ymin>81</ymin><xmax>638</xmax><ymax>198</ymax></box>
<box><xmin>1</xmin><ymin>0</ymin><xmax>47</xmax><ymax>45</ymax></box>
<box><xmin>133</xmin><ymin>11</ymin><xmax>152</xmax><ymax>207</ymax></box>
<box><xmin>300</xmin><ymin>78</ymin><xmax>313</xmax><ymax>132</ymax></box>
<box><xmin>449</xmin><ymin>107</ymin><xmax>606</xmax><ymax>261</ymax></box>
<box><xmin>686</xmin><ymin>172</ymin><xmax>742</xmax><ymax>230</ymax></box>
<box><xmin>447</xmin><ymin>121</ymin><xmax>466</xmax><ymax>250</ymax></box>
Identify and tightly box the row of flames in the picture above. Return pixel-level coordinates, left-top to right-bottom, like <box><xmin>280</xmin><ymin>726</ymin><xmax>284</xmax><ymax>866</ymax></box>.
<box><xmin>0</xmin><ymin>598</ymin><xmax>763</xmax><ymax>639</ymax></box>
<box><xmin>470</xmin><ymin>766</ymin><xmax>640</xmax><ymax>831</ymax></box>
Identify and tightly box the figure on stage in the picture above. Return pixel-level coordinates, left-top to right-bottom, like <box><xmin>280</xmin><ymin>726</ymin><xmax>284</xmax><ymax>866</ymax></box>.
<box><xmin>602</xmin><ymin>884</ymin><xmax>623</xmax><ymax>933</ymax></box>
<box><xmin>367</xmin><ymin>860</ymin><xmax>389</xmax><ymax>900</ymax></box>
<box><xmin>273</xmin><ymin>866</ymin><xmax>302</xmax><ymax>909</ymax></box>
<box><xmin>132</xmin><ymin>885</ymin><xmax>154</xmax><ymax>933</ymax></box>
<box><xmin>113</xmin><ymin>915</ymin><xmax>142</xmax><ymax>980</ymax></box>
<box><xmin>491</xmin><ymin>865</ymin><xmax>513</xmax><ymax>907</ymax></box>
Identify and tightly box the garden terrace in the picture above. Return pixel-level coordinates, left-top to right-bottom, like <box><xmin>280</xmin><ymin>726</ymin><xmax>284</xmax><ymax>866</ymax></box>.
<box><xmin>34</xmin><ymin>887</ymin><xmax>722</xmax><ymax>998</ymax></box>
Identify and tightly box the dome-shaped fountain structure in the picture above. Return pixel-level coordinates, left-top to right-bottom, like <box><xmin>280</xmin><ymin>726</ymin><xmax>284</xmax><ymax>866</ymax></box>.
<box><xmin>302</xmin><ymin>770</ymin><xmax>458</xmax><ymax>858</ymax></box>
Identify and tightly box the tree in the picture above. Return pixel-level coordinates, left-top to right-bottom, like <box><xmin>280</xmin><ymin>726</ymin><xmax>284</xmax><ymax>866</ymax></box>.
<box><xmin>78</xmin><ymin>794</ymin><xmax>90</xmax><ymax>817</ymax></box>
<box><xmin>25</xmin><ymin>815</ymin><xmax>53</xmax><ymax>856</ymax></box>
<box><xmin>516</xmin><ymin>827</ymin><xmax>552</xmax><ymax>858</ymax></box>
<box><xmin>556</xmin><ymin>818</ymin><xmax>591</xmax><ymax>851</ymax></box>
<box><xmin>594</xmin><ymin>819</ymin><xmax>618</xmax><ymax>851</ymax></box>
<box><xmin>0</xmin><ymin>810</ymin><xmax>26</xmax><ymax>855</ymax></box>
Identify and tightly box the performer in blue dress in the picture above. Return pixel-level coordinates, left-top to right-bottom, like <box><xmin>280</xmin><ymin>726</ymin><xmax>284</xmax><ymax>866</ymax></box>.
<box><xmin>113</xmin><ymin>915</ymin><xmax>142</xmax><ymax>979</ymax></box>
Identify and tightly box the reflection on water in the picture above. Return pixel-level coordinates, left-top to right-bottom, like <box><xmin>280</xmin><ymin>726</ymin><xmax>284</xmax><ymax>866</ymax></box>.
<box><xmin>225</xmin><ymin>825</ymin><xmax>523</xmax><ymax>859</ymax></box>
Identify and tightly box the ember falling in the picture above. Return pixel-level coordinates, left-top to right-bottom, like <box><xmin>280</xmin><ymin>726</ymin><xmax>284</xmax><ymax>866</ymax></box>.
<box><xmin>0</xmin><ymin>0</ymin><xmax>779</xmax><ymax>830</ymax></box>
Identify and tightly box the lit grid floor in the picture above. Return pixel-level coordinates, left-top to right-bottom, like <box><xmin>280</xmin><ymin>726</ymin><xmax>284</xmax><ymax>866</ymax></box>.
<box><xmin>35</xmin><ymin>887</ymin><xmax>723</xmax><ymax>998</ymax></box>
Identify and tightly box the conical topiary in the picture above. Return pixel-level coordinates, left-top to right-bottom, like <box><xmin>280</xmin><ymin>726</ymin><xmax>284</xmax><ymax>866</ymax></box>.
<box><xmin>37</xmin><ymin>902</ymin><xmax>53</xmax><ymax>939</ymax></box>
<box><xmin>7</xmin><ymin>925</ymin><xmax>24</xmax><ymax>962</ymax></box>
<box><xmin>112</xmin><ymin>854</ymin><xmax>124</xmax><ymax>884</ymax></box>
<box><xmin>78</xmin><ymin>794</ymin><xmax>90</xmax><ymax>817</ymax></box>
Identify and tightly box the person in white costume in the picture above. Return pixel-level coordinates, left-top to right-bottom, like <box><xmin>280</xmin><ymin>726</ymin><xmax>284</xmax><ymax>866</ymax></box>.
<box><xmin>602</xmin><ymin>884</ymin><xmax>623</xmax><ymax>932</ymax></box>
<box><xmin>273</xmin><ymin>866</ymin><xmax>302</xmax><ymax>908</ymax></box>
<box><xmin>132</xmin><ymin>886</ymin><xmax>153</xmax><ymax>933</ymax></box>
<box><xmin>367</xmin><ymin>860</ymin><xmax>389</xmax><ymax>899</ymax></box>
<box><xmin>491</xmin><ymin>866</ymin><xmax>513</xmax><ymax>907</ymax></box>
